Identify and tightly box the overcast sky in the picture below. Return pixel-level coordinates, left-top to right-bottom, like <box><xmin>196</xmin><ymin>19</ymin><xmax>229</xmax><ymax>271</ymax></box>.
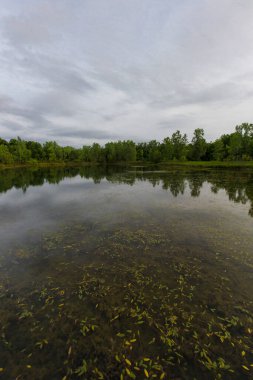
<box><xmin>0</xmin><ymin>0</ymin><xmax>253</xmax><ymax>146</ymax></box>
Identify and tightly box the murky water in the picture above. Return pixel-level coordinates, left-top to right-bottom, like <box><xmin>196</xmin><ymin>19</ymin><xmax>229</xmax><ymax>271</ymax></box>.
<box><xmin>0</xmin><ymin>166</ymin><xmax>253</xmax><ymax>380</ymax></box>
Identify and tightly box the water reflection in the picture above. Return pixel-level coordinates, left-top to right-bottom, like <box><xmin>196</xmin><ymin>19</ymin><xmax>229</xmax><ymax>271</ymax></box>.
<box><xmin>0</xmin><ymin>166</ymin><xmax>253</xmax><ymax>379</ymax></box>
<box><xmin>1</xmin><ymin>165</ymin><xmax>253</xmax><ymax>216</ymax></box>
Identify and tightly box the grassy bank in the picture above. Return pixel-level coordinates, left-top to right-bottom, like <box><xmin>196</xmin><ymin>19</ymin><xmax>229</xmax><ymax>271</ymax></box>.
<box><xmin>1</xmin><ymin>160</ymin><xmax>253</xmax><ymax>171</ymax></box>
<box><xmin>157</xmin><ymin>160</ymin><xmax>253</xmax><ymax>169</ymax></box>
<box><xmin>0</xmin><ymin>161</ymin><xmax>99</xmax><ymax>171</ymax></box>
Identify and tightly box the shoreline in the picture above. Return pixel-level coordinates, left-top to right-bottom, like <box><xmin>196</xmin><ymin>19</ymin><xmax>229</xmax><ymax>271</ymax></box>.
<box><xmin>1</xmin><ymin>160</ymin><xmax>253</xmax><ymax>171</ymax></box>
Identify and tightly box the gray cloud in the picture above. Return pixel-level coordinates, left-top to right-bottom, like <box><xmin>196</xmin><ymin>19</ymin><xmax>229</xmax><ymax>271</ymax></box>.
<box><xmin>150</xmin><ymin>80</ymin><xmax>253</xmax><ymax>110</ymax></box>
<box><xmin>1</xmin><ymin>120</ymin><xmax>26</xmax><ymax>132</ymax></box>
<box><xmin>0</xmin><ymin>95</ymin><xmax>15</xmax><ymax>113</ymax></box>
<box><xmin>52</xmin><ymin>129</ymin><xmax>118</xmax><ymax>140</ymax></box>
<box><xmin>0</xmin><ymin>0</ymin><xmax>253</xmax><ymax>145</ymax></box>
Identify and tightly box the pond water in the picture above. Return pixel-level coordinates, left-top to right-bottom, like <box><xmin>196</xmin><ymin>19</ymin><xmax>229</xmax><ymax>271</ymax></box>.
<box><xmin>0</xmin><ymin>165</ymin><xmax>253</xmax><ymax>380</ymax></box>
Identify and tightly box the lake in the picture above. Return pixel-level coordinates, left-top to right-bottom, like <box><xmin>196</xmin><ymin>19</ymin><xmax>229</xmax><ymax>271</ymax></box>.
<box><xmin>0</xmin><ymin>165</ymin><xmax>253</xmax><ymax>380</ymax></box>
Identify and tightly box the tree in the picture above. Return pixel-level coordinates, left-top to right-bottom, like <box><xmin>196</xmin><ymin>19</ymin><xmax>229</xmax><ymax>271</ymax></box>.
<box><xmin>0</xmin><ymin>144</ymin><xmax>14</xmax><ymax>164</ymax></box>
<box><xmin>1</xmin><ymin>122</ymin><xmax>253</xmax><ymax>165</ymax></box>
<box><xmin>80</xmin><ymin>146</ymin><xmax>90</xmax><ymax>162</ymax></box>
<box><xmin>62</xmin><ymin>146</ymin><xmax>80</xmax><ymax>161</ymax></box>
<box><xmin>0</xmin><ymin>138</ymin><xmax>8</xmax><ymax>146</ymax></box>
<box><xmin>136</xmin><ymin>143</ymin><xmax>149</xmax><ymax>161</ymax></box>
<box><xmin>171</xmin><ymin>131</ymin><xmax>188</xmax><ymax>160</ymax></box>
<box><xmin>105</xmin><ymin>142</ymin><xmax>116</xmax><ymax>163</ymax></box>
<box><xmin>43</xmin><ymin>141</ymin><xmax>63</xmax><ymax>161</ymax></box>
<box><xmin>26</xmin><ymin>141</ymin><xmax>43</xmax><ymax>161</ymax></box>
<box><xmin>9</xmin><ymin>137</ymin><xmax>31</xmax><ymax>163</ymax></box>
<box><xmin>161</xmin><ymin>137</ymin><xmax>173</xmax><ymax>161</ymax></box>
<box><xmin>89</xmin><ymin>143</ymin><xmax>104</xmax><ymax>162</ymax></box>
<box><xmin>213</xmin><ymin>139</ymin><xmax>225</xmax><ymax>161</ymax></box>
<box><xmin>121</xmin><ymin>140</ymin><xmax>136</xmax><ymax>162</ymax></box>
<box><xmin>235</xmin><ymin>123</ymin><xmax>253</xmax><ymax>159</ymax></box>
<box><xmin>228</xmin><ymin>132</ymin><xmax>243</xmax><ymax>160</ymax></box>
<box><xmin>147</xmin><ymin>140</ymin><xmax>162</xmax><ymax>163</ymax></box>
<box><xmin>190</xmin><ymin>128</ymin><xmax>207</xmax><ymax>161</ymax></box>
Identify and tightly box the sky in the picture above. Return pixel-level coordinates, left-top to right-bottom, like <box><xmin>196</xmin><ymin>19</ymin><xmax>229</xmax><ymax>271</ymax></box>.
<box><xmin>0</xmin><ymin>0</ymin><xmax>253</xmax><ymax>146</ymax></box>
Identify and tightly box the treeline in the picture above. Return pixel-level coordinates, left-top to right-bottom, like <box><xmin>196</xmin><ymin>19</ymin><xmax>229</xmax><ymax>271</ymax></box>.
<box><xmin>0</xmin><ymin>123</ymin><xmax>253</xmax><ymax>164</ymax></box>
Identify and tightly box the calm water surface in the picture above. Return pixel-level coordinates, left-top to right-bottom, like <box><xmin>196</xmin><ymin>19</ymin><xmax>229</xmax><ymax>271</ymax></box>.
<box><xmin>0</xmin><ymin>166</ymin><xmax>253</xmax><ymax>380</ymax></box>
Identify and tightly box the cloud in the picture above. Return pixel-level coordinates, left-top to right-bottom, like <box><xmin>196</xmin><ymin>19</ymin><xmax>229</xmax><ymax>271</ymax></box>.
<box><xmin>52</xmin><ymin>128</ymin><xmax>118</xmax><ymax>141</ymax></box>
<box><xmin>0</xmin><ymin>0</ymin><xmax>253</xmax><ymax>145</ymax></box>
<box><xmin>1</xmin><ymin>1</ymin><xmax>69</xmax><ymax>47</ymax></box>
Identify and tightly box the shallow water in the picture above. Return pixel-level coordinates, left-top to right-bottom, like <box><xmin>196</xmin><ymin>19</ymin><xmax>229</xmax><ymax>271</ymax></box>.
<box><xmin>0</xmin><ymin>165</ymin><xmax>253</xmax><ymax>380</ymax></box>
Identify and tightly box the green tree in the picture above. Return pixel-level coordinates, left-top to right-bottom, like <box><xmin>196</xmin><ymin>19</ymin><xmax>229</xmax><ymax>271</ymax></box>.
<box><xmin>147</xmin><ymin>140</ymin><xmax>162</xmax><ymax>163</ymax></box>
<box><xmin>121</xmin><ymin>140</ymin><xmax>136</xmax><ymax>161</ymax></box>
<box><xmin>136</xmin><ymin>143</ymin><xmax>149</xmax><ymax>161</ymax></box>
<box><xmin>43</xmin><ymin>141</ymin><xmax>63</xmax><ymax>161</ymax></box>
<box><xmin>213</xmin><ymin>139</ymin><xmax>225</xmax><ymax>161</ymax></box>
<box><xmin>190</xmin><ymin>128</ymin><xmax>207</xmax><ymax>161</ymax></box>
<box><xmin>235</xmin><ymin>123</ymin><xmax>253</xmax><ymax>159</ymax></box>
<box><xmin>0</xmin><ymin>138</ymin><xmax>8</xmax><ymax>146</ymax></box>
<box><xmin>105</xmin><ymin>142</ymin><xmax>116</xmax><ymax>162</ymax></box>
<box><xmin>0</xmin><ymin>144</ymin><xmax>14</xmax><ymax>164</ymax></box>
<box><xmin>62</xmin><ymin>146</ymin><xmax>80</xmax><ymax>161</ymax></box>
<box><xmin>89</xmin><ymin>143</ymin><xmax>104</xmax><ymax>162</ymax></box>
<box><xmin>161</xmin><ymin>137</ymin><xmax>173</xmax><ymax>161</ymax></box>
<box><xmin>9</xmin><ymin>137</ymin><xmax>31</xmax><ymax>163</ymax></box>
<box><xmin>228</xmin><ymin>132</ymin><xmax>243</xmax><ymax>160</ymax></box>
<box><xmin>171</xmin><ymin>131</ymin><xmax>188</xmax><ymax>160</ymax></box>
<box><xmin>26</xmin><ymin>141</ymin><xmax>43</xmax><ymax>161</ymax></box>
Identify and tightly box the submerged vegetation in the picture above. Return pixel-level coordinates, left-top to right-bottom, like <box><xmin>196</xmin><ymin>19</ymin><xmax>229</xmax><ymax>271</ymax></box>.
<box><xmin>0</xmin><ymin>220</ymin><xmax>253</xmax><ymax>379</ymax></box>
<box><xmin>1</xmin><ymin>123</ymin><xmax>253</xmax><ymax>165</ymax></box>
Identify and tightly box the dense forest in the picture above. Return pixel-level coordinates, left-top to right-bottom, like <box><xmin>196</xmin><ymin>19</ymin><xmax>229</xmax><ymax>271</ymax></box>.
<box><xmin>0</xmin><ymin>123</ymin><xmax>253</xmax><ymax>164</ymax></box>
